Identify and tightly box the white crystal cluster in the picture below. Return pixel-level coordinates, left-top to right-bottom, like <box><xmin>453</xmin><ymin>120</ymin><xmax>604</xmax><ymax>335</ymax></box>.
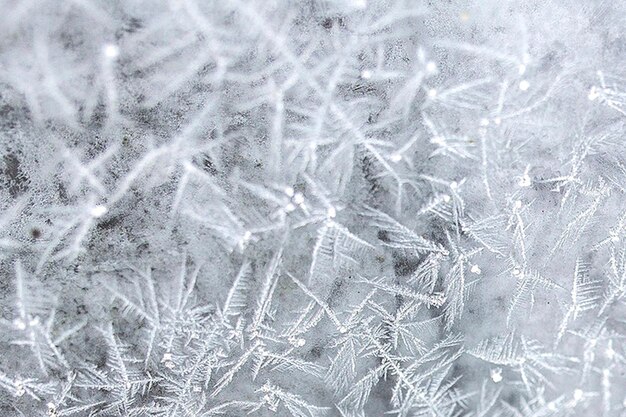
<box><xmin>0</xmin><ymin>1</ymin><xmax>625</xmax><ymax>416</ymax></box>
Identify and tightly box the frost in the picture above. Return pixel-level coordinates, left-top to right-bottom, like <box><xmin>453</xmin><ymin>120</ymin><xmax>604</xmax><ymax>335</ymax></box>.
<box><xmin>1</xmin><ymin>1</ymin><xmax>626</xmax><ymax>416</ymax></box>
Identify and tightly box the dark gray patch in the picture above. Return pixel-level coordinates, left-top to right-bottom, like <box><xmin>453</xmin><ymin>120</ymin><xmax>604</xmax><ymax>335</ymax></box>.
<box><xmin>2</xmin><ymin>153</ymin><xmax>29</xmax><ymax>197</ymax></box>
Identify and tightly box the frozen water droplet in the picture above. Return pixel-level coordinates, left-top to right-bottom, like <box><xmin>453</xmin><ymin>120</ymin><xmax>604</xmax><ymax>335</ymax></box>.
<box><xmin>519</xmin><ymin>80</ymin><xmax>530</xmax><ymax>91</ymax></box>
<box><xmin>104</xmin><ymin>44</ymin><xmax>119</xmax><ymax>59</ymax></box>
<box><xmin>573</xmin><ymin>388</ymin><xmax>583</xmax><ymax>401</ymax></box>
<box><xmin>91</xmin><ymin>205</ymin><xmax>107</xmax><ymax>218</ymax></box>
<box><xmin>490</xmin><ymin>368</ymin><xmax>502</xmax><ymax>383</ymax></box>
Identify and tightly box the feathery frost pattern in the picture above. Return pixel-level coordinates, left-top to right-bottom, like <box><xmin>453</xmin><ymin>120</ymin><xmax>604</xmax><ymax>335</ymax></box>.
<box><xmin>1</xmin><ymin>1</ymin><xmax>626</xmax><ymax>416</ymax></box>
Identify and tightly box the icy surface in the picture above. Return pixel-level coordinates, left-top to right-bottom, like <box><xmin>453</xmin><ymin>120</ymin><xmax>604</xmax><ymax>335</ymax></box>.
<box><xmin>1</xmin><ymin>1</ymin><xmax>626</xmax><ymax>416</ymax></box>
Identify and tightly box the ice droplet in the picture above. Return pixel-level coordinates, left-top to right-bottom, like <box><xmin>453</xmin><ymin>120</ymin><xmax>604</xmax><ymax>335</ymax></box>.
<box><xmin>519</xmin><ymin>80</ymin><xmax>530</xmax><ymax>91</ymax></box>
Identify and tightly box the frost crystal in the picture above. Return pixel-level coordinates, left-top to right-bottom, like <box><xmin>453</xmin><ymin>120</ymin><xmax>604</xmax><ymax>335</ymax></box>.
<box><xmin>1</xmin><ymin>1</ymin><xmax>626</xmax><ymax>417</ymax></box>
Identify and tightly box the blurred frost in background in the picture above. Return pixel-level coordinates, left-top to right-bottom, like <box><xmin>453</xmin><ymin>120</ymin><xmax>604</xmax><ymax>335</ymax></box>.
<box><xmin>1</xmin><ymin>0</ymin><xmax>626</xmax><ymax>416</ymax></box>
